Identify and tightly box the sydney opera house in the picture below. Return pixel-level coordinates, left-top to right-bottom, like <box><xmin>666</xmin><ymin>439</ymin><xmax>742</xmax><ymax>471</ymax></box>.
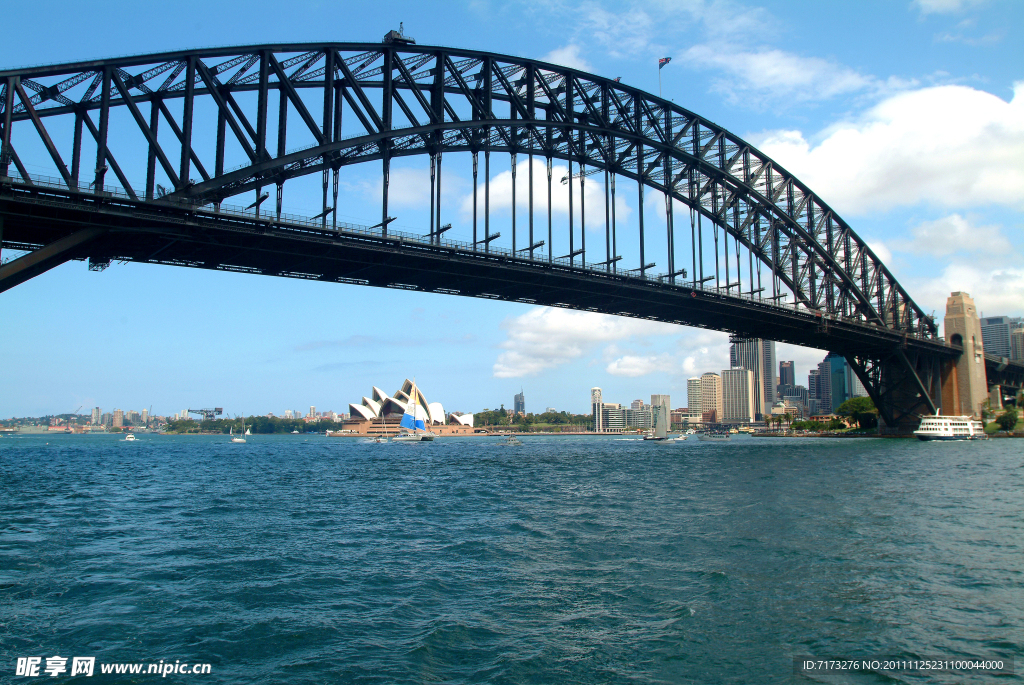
<box><xmin>334</xmin><ymin>379</ymin><xmax>478</xmax><ymax>437</ymax></box>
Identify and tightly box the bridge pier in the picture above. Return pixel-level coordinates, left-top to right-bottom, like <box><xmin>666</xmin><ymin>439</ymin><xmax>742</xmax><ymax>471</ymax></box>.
<box><xmin>942</xmin><ymin>291</ymin><xmax>989</xmax><ymax>417</ymax></box>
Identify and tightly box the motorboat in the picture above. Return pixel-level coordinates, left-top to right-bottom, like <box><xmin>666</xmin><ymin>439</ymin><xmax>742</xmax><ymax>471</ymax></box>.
<box><xmin>123</xmin><ymin>433</ymin><xmax>136</xmax><ymax>441</ymax></box>
<box><xmin>698</xmin><ymin>425</ymin><xmax>732</xmax><ymax>442</ymax></box>
<box><xmin>913</xmin><ymin>411</ymin><xmax>986</xmax><ymax>440</ymax></box>
<box><xmin>498</xmin><ymin>432</ymin><xmax>523</xmax><ymax>446</ymax></box>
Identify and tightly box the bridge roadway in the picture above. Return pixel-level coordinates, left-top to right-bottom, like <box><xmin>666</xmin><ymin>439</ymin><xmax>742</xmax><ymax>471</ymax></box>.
<box><xmin>0</xmin><ymin>173</ymin><xmax>955</xmax><ymax>365</ymax></box>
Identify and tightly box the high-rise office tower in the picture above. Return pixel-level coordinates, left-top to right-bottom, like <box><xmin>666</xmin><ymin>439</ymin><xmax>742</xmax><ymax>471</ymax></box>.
<box><xmin>91</xmin><ymin>407</ymin><xmax>101</xmax><ymax>425</ymax></box>
<box><xmin>1012</xmin><ymin>327</ymin><xmax>1024</xmax><ymax>361</ymax></box>
<box><xmin>729</xmin><ymin>338</ymin><xmax>776</xmax><ymax>419</ymax></box>
<box><xmin>722</xmin><ymin>368</ymin><xmax>755</xmax><ymax>423</ymax></box>
<box><xmin>686</xmin><ymin>377</ymin><xmax>702</xmax><ymax>418</ymax></box>
<box><xmin>779</xmin><ymin>361</ymin><xmax>795</xmax><ymax>389</ymax></box>
<box><xmin>591</xmin><ymin>388</ymin><xmax>603</xmax><ymax>432</ymax></box>
<box><xmin>514</xmin><ymin>390</ymin><xmax>525</xmax><ymax>415</ymax></box>
<box><xmin>815</xmin><ymin>359</ymin><xmax>833</xmax><ymax>413</ymax></box>
<box><xmin>980</xmin><ymin>316</ymin><xmax>1017</xmax><ymax>358</ymax></box>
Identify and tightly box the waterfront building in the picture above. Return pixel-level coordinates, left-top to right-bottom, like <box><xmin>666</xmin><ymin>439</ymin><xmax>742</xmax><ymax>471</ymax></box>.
<box><xmin>514</xmin><ymin>390</ymin><xmax>525</xmax><ymax>416</ymax></box>
<box><xmin>625</xmin><ymin>407</ymin><xmax>654</xmax><ymax>430</ymax></box>
<box><xmin>729</xmin><ymin>338</ymin><xmax>776</xmax><ymax>419</ymax></box>
<box><xmin>141</xmin><ymin>408</ymin><xmax>149</xmax><ymax>425</ymax></box>
<box><xmin>671</xmin><ymin>409</ymin><xmax>688</xmax><ymax>429</ymax></box>
<box><xmin>91</xmin><ymin>407</ymin><xmax>101</xmax><ymax>425</ymax></box>
<box><xmin>112</xmin><ymin>409</ymin><xmax>123</xmax><ymax>428</ymax></box>
<box><xmin>591</xmin><ymin>388</ymin><xmax>604</xmax><ymax>432</ymax></box>
<box><xmin>700</xmin><ymin>373</ymin><xmax>723</xmax><ymax>423</ymax></box>
<box><xmin>630</xmin><ymin>399</ymin><xmax>645</xmax><ymax>411</ymax></box>
<box><xmin>779</xmin><ymin>361</ymin><xmax>795</xmax><ymax>389</ymax></box>
<box><xmin>722</xmin><ymin>368</ymin><xmax>755</xmax><ymax>423</ymax></box>
<box><xmin>782</xmin><ymin>396</ymin><xmax>807</xmax><ymax>418</ymax></box>
<box><xmin>602</xmin><ymin>403</ymin><xmax>626</xmax><ymax>431</ymax></box>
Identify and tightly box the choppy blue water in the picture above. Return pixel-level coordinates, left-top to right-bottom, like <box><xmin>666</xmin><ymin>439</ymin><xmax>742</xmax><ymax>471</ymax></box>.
<box><xmin>1</xmin><ymin>433</ymin><xmax>1021</xmax><ymax>683</ymax></box>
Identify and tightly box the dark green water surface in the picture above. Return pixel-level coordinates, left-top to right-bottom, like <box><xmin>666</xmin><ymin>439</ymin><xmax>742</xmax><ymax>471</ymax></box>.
<box><xmin>1</xmin><ymin>433</ymin><xmax>1021</xmax><ymax>683</ymax></box>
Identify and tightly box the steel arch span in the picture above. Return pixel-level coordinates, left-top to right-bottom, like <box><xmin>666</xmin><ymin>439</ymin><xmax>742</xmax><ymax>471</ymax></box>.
<box><xmin>0</xmin><ymin>38</ymin><xmax>978</xmax><ymax>430</ymax></box>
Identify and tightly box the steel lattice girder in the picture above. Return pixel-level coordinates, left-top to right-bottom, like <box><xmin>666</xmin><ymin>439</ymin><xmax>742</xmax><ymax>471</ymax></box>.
<box><xmin>0</xmin><ymin>42</ymin><xmax>935</xmax><ymax>343</ymax></box>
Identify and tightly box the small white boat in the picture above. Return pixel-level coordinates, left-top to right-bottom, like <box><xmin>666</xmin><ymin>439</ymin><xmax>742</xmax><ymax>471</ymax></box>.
<box><xmin>123</xmin><ymin>433</ymin><xmax>136</xmax><ymax>442</ymax></box>
<box><xmin>914</xmin><ymin>411</ymin><xmax>986</xmax><ymax>440</ymax></box>
<box><xmin>231</xmin><ymin>420</ymin><xmax>247</xmax><ymax>443</ymax></box>
<box><xmin>392</xmin><ymin>380</ymin><xmax>436</xmax><ymax>442</ymax></box>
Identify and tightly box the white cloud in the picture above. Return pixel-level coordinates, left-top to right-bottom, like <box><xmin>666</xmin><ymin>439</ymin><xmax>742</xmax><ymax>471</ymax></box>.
<box><xmin>606</xmin><ymin>354</ymin><xmax>672</xmax><ymax>377</ymax></box>
<box><xmin>894</xmin><ymin>213</ymin><xmax>1013</xmax><ymax>257</ymax></box>
<box><xmin>542</xmin><ymin>44</ymin><xmax>594</xmax><ymax>72</ymax></box>
<box><xmin>866</xmin><ymin>240</ymin><xmax>893</xmax><ymax>265</ymax></box>
<box><xmin>912</xmin><ymin>261</ymin><xmax>1024</xmax><ymax>317</ymax></box>
<box><xmin>683</xmin><ymin>45</ymin><xmax>880</xmax><ymax>103</ymax></box>
<box><xmin>754</xmin><ymin>82</ymin><xmax>1024</xmax><ymax>215</ymax></box>
<box><xmin>912</xmin><ymin>0</ymin><xmax>986</xmax><ymax>14</ymax></box>
<box><xmin>493</xmin><ymin>307</ymin><xmax>675</xmax><ymax>377</ymax></box>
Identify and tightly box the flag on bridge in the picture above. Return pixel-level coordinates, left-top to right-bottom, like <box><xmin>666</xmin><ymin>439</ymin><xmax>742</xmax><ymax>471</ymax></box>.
<box><xmin>659</xmin><ymin>57</ymin><xmax>672</xmax><ymax>69</ymax></box>
<box><xmin>614</xmin><ymin>76</ymin><xmax>622</xmax><ymax>82</ymax></box>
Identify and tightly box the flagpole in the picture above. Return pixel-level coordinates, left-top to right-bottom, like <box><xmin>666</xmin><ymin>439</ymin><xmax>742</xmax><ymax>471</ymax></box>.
<box><xmin>659</xmin><ymin>64</ymin><xmax>662</xmax><ymax>97</ymax></box>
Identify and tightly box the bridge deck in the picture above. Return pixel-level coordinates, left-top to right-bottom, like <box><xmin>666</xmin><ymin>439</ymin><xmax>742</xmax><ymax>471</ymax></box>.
<box><xmin>1</xmin><ymin>175</ymin><xmax>954</xmax><ymax>362</ymax></box>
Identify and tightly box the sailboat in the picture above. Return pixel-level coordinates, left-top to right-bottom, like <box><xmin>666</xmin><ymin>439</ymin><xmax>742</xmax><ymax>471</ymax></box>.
<box><xmin>392</xmin><ymin>380</ymin><xmax>435</xmax><ymax>442</ymax></box>
<box><xmin>643</xmin><ymin>405</ymin><xmax>671</xmax><ymax>441</ymax></box>
<box><xmin>231</xmin><ymin>417</ymin><xmax>247</xmax><ymax>443</ymax></box>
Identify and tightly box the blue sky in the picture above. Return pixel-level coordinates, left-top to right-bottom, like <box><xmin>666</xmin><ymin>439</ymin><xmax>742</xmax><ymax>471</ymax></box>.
<box><xmin>2</xmin><ymin>0</ymin><xmax>1022</xmax><ymax>418</ymax></box>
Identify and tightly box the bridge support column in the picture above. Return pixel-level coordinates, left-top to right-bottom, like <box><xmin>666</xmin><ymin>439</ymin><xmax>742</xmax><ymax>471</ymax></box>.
<box><xmin>989</xmin><ymin>385</ymin><xmax>1003</xmax><ymax>412</ymax></box>
<box><xmin>942</xmin><ymin>291</ymin><xmax>988</xmax><ymax>417</ymax></box>
<box><xmin>850</xmin><ymin>346</ymin><xmax>944</xmax><ymax>434</ymax></box>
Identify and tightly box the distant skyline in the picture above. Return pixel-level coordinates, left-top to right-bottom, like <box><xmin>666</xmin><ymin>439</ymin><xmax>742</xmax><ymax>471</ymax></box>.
<box><xmin>2</xmin><ymin>0</ymin><xmax>1022</xmax><ymax>417</ymax></box>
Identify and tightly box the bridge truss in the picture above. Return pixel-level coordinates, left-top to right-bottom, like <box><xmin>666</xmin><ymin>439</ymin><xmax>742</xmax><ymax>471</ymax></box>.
<box><xmin>0</xmin><ymin>40</ymin><xmax>970</xmax><ymax>429</ymax></box>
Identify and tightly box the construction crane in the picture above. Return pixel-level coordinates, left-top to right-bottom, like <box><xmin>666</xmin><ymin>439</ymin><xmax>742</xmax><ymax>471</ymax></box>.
<box><xmin>188</xmin><ymin>408</ymin><xmax>223</xmax><ymax>421</ymax></box>
<box><xmin>68</xmin><ymin>405</ymin><xmax>82</xmax><ymax>427</ymax></box>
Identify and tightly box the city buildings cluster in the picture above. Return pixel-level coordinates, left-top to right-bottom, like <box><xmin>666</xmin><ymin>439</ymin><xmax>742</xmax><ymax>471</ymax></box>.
<box><xmin>591</xmin><ymin>338</ymin><xmax>871</xmax><ymax>431</ymax></box>
<box><xmin>90</xmin><ymin>406</ymin><xmax>153</xmax><ymax>428</ymax></box>
<box><xmin>980</xmin><ymin>316</ymin><xmax>1024</xmax><ymax>361</ymax></box>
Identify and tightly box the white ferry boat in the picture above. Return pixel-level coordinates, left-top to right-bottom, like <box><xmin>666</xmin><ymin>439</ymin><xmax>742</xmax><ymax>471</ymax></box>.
<box><xmin>913</xmin><ymin>412</ymin><xmax>986</xmax><ymax>441</ymax></box>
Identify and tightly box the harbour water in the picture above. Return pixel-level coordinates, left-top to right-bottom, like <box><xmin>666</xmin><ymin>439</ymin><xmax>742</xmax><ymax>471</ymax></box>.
<box><xmin>2</xmin><ymin>434</ymin><xmax>1021</xmax><ymax>683</ymax></box>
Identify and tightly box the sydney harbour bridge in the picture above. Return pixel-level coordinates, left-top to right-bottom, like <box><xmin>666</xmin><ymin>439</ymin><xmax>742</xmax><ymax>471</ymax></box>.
<box><xmin>1</xmin><ymin>34</ymin><xmax>1020</xmax><ymax>431</ymax></box>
